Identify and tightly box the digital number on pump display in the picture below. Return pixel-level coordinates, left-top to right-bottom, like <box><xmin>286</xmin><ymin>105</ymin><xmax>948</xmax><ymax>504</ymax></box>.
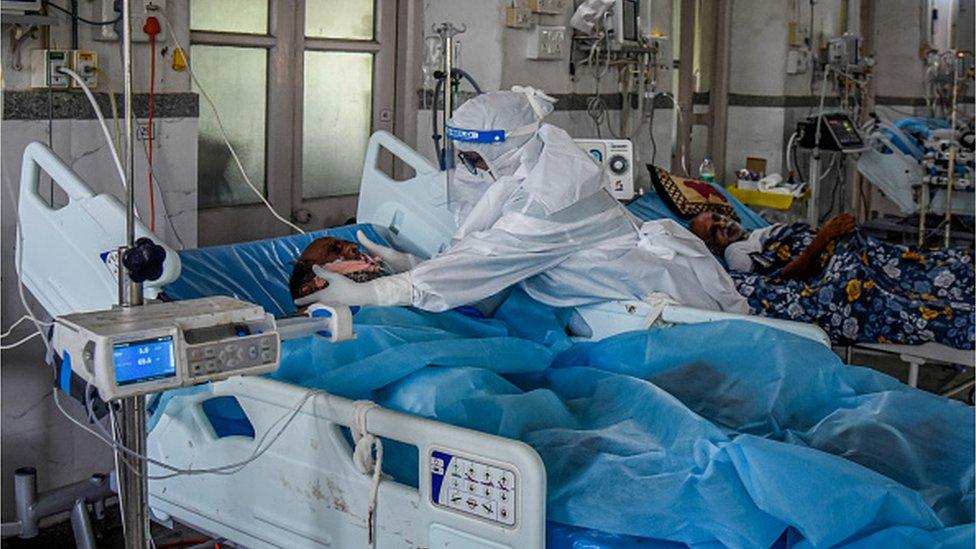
<box><xmin>112</xmin><ymin>335</ymin><xmax>177</xmax><ymax>386</ymax></box>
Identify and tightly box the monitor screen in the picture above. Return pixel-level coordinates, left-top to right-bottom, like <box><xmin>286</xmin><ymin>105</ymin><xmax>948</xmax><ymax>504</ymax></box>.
<box><xmin>113</xmin><ymin>335</ymin><xmax>177</xmax><ymax>386</ymax></box>
<box><xmin>621</xmin><ymin>0</ymin><xmax>638</xmax><ymax>42</ymax></box>
<box><xmin>824</xmin><ymin>113</ymin><xmax>864</xmax><ymax>149</ymax></box>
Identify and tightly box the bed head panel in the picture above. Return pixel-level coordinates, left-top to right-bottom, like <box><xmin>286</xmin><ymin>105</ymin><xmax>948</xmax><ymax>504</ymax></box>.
<box><xmin>14</xmin><ymin>142</ymin><xmax>180</xmax><ymax>317</ymax></box>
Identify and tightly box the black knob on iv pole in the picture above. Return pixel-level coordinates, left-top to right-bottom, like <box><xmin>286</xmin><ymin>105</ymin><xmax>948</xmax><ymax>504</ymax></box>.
<box><xmin>121</xmin><ymin>237</ymin><xmax>167</xmax><ymax>283</ymax></box>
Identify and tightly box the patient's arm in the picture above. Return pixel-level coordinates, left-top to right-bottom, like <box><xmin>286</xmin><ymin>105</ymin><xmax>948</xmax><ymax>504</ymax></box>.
<box><xmin>780</xmin><ymin>214</ymin><xmax>856</xmax><ymax>280</ymax></box>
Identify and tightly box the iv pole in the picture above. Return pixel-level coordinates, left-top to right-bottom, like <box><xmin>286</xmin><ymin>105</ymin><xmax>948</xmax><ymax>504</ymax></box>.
<box><xmin>116</xmin><ymin>0</ymin><xmax>150</xmax><ymax>546</ymax></box>
<box><xmin>432</xmin><ymin>22</ymin><xmax>465</xmax><ymax>205</ymax></box>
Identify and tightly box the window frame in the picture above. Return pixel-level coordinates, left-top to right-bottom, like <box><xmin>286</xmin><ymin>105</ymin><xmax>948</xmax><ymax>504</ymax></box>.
<box><xmin>191</xmin><ymin>0</ymin><xmax>397</xmax><ymax>245</ymax></box>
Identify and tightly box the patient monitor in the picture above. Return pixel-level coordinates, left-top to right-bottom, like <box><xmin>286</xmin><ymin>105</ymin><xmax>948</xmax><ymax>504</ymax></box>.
<box><xmin>53</xmin><ymin>296</ymin><xmax>280</xmax><ymax>401</ymax></box>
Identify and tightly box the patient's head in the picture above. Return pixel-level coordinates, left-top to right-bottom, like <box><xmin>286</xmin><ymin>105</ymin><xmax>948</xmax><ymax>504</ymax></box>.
<box><xmin>290</xmin><ymin>237</ymin><xmax>374</xmax><ymax>299</ymax></box>
<box><xmin>690</xmin><ymin>212</ymin><xmax>746</xmax><ymax>254</ymax></box>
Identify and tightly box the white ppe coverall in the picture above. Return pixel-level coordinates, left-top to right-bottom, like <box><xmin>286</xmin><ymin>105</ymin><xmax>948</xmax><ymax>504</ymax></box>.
<box><xmin>298</xmin><ymin>87</ymin><xmax>748</xmax><ymax>314</ymax></box>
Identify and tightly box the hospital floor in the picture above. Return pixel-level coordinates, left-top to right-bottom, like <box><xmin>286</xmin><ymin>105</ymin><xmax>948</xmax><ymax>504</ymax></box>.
<box><xmin>0</xmin><ymin>503</ymin><xmax>215</xmax><ymax>548</ymax></box>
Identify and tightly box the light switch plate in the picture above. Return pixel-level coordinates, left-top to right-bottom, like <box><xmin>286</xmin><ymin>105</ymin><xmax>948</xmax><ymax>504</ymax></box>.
<box><xmin>526</xmin><ymin>25</ymin><xmax>566</xmax><ymax>60</ymax></box>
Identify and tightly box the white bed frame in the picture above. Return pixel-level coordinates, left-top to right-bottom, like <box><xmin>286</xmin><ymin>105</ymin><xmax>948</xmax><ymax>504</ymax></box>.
<box><xmin>19</xmin><ymin>134</ymin><xmax>835</xmax><ymax>548</ymax></box>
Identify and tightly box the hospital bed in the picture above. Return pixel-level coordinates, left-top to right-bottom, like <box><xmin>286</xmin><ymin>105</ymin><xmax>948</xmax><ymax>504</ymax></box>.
<box><xmin>16</xmin><ymin>134</ymin><xmax>837</xmax><ymax>548</ymax></box>
<box><xmin>625</xmin><ymin>156</ymin><xmax>974</xmax><ymax>394</ymax></box>
<box><xmin>857</xmin><ymin>115</ymin><xmax>974</xmax><ymax>217</ymax></box>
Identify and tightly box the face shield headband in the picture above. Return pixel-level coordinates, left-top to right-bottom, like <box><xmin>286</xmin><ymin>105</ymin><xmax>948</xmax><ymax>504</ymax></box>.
<box><xmin>446</xmin><ymin>86</ymin><xmax>556</xmax><ymax>148</ymax></box>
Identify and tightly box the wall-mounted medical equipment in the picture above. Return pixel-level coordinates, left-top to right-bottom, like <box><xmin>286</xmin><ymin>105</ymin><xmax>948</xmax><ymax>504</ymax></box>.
<box><xmin>827</xmin><ymin>34</ymin><xmax>861</xmax><ymax>71</ymax></box>
<box><xmin>796</xmin><ymin>112</ymin><xmax>865</xmax><ymax>153</ymax></box>
<box><xmin>52</xmin><ymin>296</ymin><xmax>280</xmax><ymax>401</ymax></box>
<box><xmin>609</xmin><ymin>0</ymin><xmax>640</xmax><ymax>50</ymax></box>
<box><xmin>794</xmin><ymin>112</ymin><xmax>866</xmax><ymax>224</ymax></box>
<box><xmin>571</xmin><ymin>0</ymin><xmax>640</xmax><ymax>50</ymax></box>
<box><xmin>575</xmin><ymin>138</ymin><xmax>635</xmax><ymax>200</ymax></box>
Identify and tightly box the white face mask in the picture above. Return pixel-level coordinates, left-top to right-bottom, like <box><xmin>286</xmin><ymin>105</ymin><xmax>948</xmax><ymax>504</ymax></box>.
<box><xmin>448</xmin><ymin>168</ymin><xmax>494</xmax><ymax>223</ymax></box>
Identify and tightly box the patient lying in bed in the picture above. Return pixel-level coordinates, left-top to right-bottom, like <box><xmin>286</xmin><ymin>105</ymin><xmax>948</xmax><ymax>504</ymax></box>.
<box><xmin>690</xmin><ymin>212</ymin><xmax>975</xmax><ymax>348</ymax></box>
<box><xmin>289</xmin><ymin>236</ymin><xmax>391</xmax><ymax>301</ymax></box>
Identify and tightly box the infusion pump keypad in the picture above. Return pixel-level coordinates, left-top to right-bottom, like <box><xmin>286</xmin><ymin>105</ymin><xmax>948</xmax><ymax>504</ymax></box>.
<box><xmin>186</xmin><ymin>334</ymin><xmax>277</xmax><ymax>379</ymax></box>
<box><xmin>429</xmin><ymin>449</ymin><xmax>517</xmax><ymax>527</ymax></box>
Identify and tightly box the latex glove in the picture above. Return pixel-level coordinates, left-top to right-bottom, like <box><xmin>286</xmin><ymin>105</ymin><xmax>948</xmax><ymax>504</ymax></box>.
<box><xmin>356</xmin><ymin>230</ymin><xmax>422</xmax><ymax>274</ymax></box>
<box><xmin>294</xmin><ymin>265</ymin><xmax>413</xmax><ymax>308</ymax></box>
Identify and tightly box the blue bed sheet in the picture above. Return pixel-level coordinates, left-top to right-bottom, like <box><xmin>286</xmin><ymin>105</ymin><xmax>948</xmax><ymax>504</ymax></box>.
<box><xmin>158</xmin><ymin>225</ymin><xmax>974</xmax><ymax>548</ymax></box>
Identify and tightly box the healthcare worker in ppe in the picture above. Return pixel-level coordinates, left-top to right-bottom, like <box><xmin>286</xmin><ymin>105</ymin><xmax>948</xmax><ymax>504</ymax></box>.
<box><xmin>296</xmin><ymin>86</ymin><xmax>748</xmax><ymax>314</ymax></box>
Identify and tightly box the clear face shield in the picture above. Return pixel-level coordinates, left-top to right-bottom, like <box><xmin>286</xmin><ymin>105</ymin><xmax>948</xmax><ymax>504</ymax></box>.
<box><xmin>444</xmin><ymin>86</ymin><xmax>557</xmax><ymax>220</ymax></box>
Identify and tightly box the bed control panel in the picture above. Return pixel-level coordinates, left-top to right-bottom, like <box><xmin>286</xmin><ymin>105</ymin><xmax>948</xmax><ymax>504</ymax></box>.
<box><xmin>429</xmin><ymin>448</ymin><xmax>518</xmax><ymax>527</ymax></box>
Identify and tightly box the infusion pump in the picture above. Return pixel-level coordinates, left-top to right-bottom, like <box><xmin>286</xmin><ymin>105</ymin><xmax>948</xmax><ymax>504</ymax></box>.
<box><xmin>53</xmin><ymin>296</ymin><xmax>280</xmax><ymax>401</ymax></box>
<box><xmin>575</xmin><ymin>138</ymin><xmax>635</xmax><ymax>200</ymax></box>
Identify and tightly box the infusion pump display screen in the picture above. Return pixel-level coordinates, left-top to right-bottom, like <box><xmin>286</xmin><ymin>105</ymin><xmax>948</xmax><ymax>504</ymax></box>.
<box><xmin>113</xmin><ymin>335</ymin><xmax>177</xmax><ymax>386</ymax></box>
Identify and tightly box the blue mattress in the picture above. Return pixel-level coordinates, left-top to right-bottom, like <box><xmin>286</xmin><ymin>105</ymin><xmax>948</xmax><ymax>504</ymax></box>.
<box><xmin>159</xmin><ymin>224</ymin><xmax>974</xmax><ymax>548</ymax></box>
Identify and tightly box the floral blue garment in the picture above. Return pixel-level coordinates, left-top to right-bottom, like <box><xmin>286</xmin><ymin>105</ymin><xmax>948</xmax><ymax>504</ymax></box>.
<box><xmin>729</xmin><ymin>223</ymin><xmax>975</xmax><ymax>349</ymax></box>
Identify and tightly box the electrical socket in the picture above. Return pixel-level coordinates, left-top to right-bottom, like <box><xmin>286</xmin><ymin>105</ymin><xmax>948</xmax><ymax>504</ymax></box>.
<box><xmin>95</xmin><ymin>0</ymin><xmax>167</xmax><ymax>42</ymax></box>
<box><xmin>506</xmin><ymin>7</ymin><xmax>533</xmax><ymax>29</ymax></box>
<box><xmin>527</xmin><ymin>25</ymin><xmax>566</xmax><ymax>60</ymax></box>
<box><xmin>137</xmin><ymin>122</ymin><xmax>157</xmax><ymax>142</ymax></box>
<box><xmin>70</xmin><ymin>51</ymin><xmax>99</xmax><ymax>88</ymax></box>
<box><xmin>30</xmin><ymin>49</ymin><xmax>70</xmax><ymax>88</ymax></box>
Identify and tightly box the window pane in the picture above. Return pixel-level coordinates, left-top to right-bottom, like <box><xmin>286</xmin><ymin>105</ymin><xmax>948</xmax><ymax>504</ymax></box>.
<box><xmin>191</xmin><ymin>0</ymin><xmax>268</xmax><ymax>34</ymax></box>
<box><xmin>191</xmin><ymin>45</ymin><xmax>268</xmax><ymax>207</ymax></box>
<box><xmin>303</xmin><ymin>51</ymin><xmax>373</xmax><ymax>198</ymax></box>
<box><xmin>305</xmin><ymin>0</ymin><xmax>374</xmax><ymax>40</ymax></box>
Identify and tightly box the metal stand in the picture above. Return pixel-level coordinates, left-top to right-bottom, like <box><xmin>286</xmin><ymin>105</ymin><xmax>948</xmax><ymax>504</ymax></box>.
<box><xmin>806</xmin><ymin>148</ymin><xmax>821</xmax><ymax>225</ymax></box>
<box><xmin>0</xmin><ymin>467</ymin><xmax>113</xmax><ymax>542</ymax></box>
<box><xmin>432</xmin><ymin>22</ymin><xmax>465</xmax><ymax>204</ymax></box>
<box><xmin>116</xmin><ymin>1</ymin><xmax>150</xmax><ymax>547</ymax></box>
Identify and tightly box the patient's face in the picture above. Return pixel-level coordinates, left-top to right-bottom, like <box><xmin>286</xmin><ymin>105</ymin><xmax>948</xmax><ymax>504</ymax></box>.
<box><xmin>300</xmin><ymin>237</ymin><xmax>363</xmax><ymax>265</ymax></box>
<box><xmin>690</xmin><ymin>212</ymin><xmax>745</xmax><ymax>253</ymax></box>
<box><xmin>290</xmin><ymin>237</ymin><xmax>369</xmax><ymax>300</ymax></box>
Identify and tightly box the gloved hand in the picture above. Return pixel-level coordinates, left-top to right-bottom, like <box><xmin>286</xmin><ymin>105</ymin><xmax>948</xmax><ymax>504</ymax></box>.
<box><xmin>357</xmin><ymin>230</ymin><xmax>422</xmax><ymax>274</ymax></box>
<box><xmin>294</xmin><ymin>265</ymin><xmax>413</xmax><ymax>308</ymax></box>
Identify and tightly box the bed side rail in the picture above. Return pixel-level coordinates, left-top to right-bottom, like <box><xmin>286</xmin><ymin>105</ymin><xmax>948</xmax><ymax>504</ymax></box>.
<box><xmin>356</xmin><ymin>131</ymin><xmax>456</xmax><ymax>259</ymax></box>
<box><xmin>575</xmin><ymin>299</ymin><xmax>832</xmax><ymax>347</ymax></box>
<box><xmin>148</xmin><ymin>377</ymin><xmax>546</xmax><ymax>548</ymax></box>
<box><xmin>15</xmin><ymin>142</ymin><xmax>180</xmax><ymax>317</ymax></box>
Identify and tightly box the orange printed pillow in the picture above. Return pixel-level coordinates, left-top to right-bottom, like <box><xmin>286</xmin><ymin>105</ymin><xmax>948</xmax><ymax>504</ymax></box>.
<box><xmin>648</xmin><ymin>165</ymin><xmax>739</xmax><ymax>221</ymax></box>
